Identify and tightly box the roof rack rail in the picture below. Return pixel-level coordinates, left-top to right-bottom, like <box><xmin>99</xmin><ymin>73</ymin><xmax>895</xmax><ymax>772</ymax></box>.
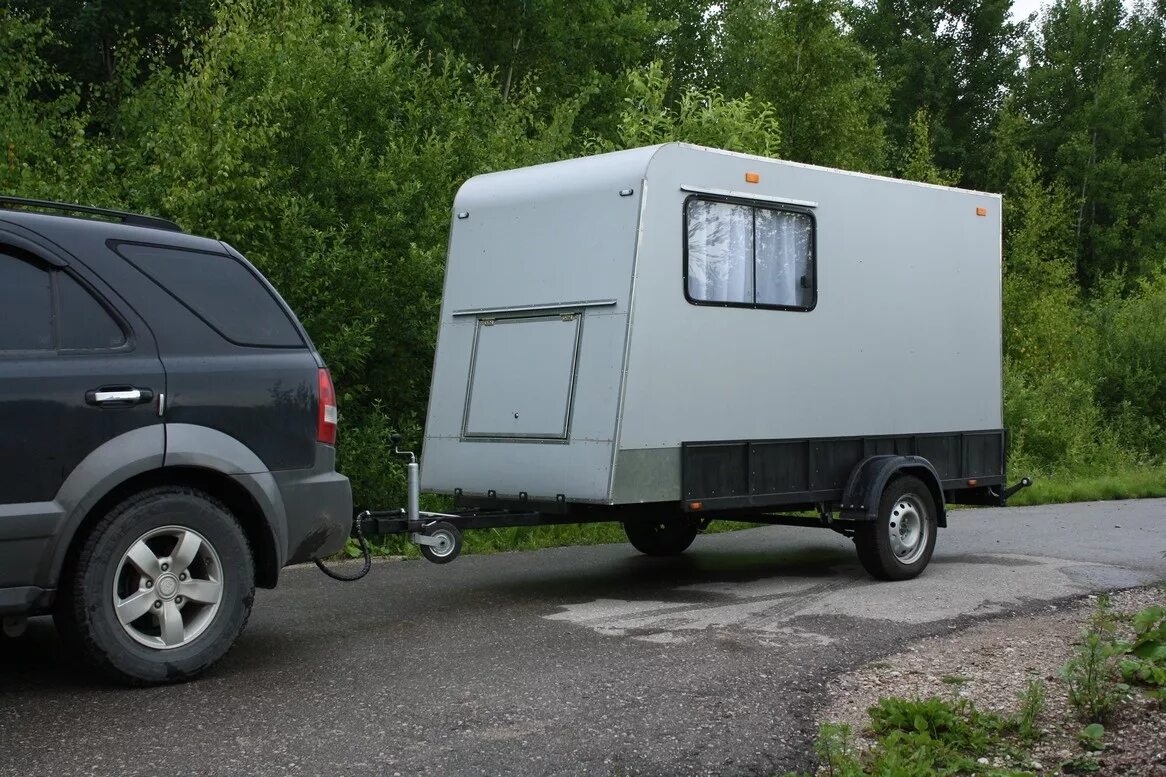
<box><xmin>0</xmin><ymin>195</ymin><xmax>182</xmax><ymax>233</ymax></box>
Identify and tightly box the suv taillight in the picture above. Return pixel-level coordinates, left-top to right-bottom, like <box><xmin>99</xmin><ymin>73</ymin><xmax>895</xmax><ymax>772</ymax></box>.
<box><xmin>317</xmin><ymin>368</ymin><xmax>337</xmax><ymax>445</ymax></box>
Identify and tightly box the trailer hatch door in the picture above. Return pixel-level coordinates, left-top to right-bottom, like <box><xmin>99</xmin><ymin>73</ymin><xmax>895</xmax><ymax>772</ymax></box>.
<box><xmin>463</xmin><ymin>314</ymin><xmax>581</xmax><ymax>440</ymax></box>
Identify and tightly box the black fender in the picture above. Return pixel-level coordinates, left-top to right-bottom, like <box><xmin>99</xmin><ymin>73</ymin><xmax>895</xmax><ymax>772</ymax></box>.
<box><xmin>839</xmin><ymin>455</ymin><xmax>947</xmax><ymax>527</ymax></box>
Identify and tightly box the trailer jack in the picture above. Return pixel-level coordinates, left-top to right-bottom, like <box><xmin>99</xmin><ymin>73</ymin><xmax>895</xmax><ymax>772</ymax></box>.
<box><xmin>314</xmin><ymin>435</ymin><xmax>465</xmax><ymax>581</ymax></box>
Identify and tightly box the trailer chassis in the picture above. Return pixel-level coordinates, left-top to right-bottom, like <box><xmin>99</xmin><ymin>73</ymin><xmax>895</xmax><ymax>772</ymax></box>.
<box><xmin>342</xmin><ymin>435</ymin><xmax>1032</xmax><ymax>569</ymax></box>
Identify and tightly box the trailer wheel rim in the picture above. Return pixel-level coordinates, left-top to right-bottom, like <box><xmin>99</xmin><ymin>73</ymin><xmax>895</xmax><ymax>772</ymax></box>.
<box><xmin>112</xmin><ymin>525</ymin><xmax>224</xmax><ymax>650</ymax></box>
<box><xmin>427</xmin><ymin>529</ymin><xmax>456</xmax><ymax>558</ymax></box>
<box><xmin>887</xmin><ymin>495</ymin><xmax>928</xmax><ymax>565</ymax></box>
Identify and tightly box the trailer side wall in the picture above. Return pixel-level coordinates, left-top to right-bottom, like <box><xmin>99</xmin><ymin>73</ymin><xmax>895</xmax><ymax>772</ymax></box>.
<box><xmin>612</xmin><ymin>144</ymin><xmax>1003</xmax><ymax>503</ymax></box>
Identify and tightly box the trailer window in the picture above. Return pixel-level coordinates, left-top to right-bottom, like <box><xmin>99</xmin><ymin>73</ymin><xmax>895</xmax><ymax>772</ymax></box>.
<box><xmin>685</xmin><ymin>197</ymin><xmax>815</xmax><ymax>311</ymax></box>
<box><xmin>756</xmin><ymin>208</ymin><xmax>813</xmax><ymax>308</ymax></box>
<box><xmin>686</xmin><ymin>200</ymin><xmax>754</xmax><ymax>304</ymax></box>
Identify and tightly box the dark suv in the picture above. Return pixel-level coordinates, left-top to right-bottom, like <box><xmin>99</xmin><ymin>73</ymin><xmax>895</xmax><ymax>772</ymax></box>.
<box><xmin>0</xmin><ymin>197</ymin><xmax>352</xmax><ymax>685</ymax></box>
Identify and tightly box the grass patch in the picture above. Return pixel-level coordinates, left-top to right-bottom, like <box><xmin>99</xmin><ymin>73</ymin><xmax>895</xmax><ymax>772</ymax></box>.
<box><xmin>1008</xmin><ymin>465</ymin><xmax>1166</xmax><ymax>506</ymax></box>
<box><xmin>786</xmin><ymin>695</ymin><xmax>1044</xmax><ymax>777</ymax></box>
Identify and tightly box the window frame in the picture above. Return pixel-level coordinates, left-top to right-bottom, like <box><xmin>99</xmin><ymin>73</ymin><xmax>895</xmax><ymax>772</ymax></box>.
<box><xmin>682</xmin><ymin>193</ymin><xmax>818</xmax><ymax>313</ymax></box>
<box><xmin>0</xmin><ymin>248</ymin><xmax>131</xmax><ymax>357</ymax></box>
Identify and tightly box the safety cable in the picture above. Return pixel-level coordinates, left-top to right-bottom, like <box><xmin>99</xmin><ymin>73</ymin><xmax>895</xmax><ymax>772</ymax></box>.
<box><xmin>313</xmin><ymin>511</ymin><xmax>373</xmax><ymax>582</ymax></box>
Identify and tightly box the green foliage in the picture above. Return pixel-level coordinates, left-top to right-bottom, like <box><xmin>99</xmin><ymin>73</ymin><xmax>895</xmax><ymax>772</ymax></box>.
<box><xmin>597</xmin><ymin>61</ymin><xmax>781</xmax><ymax>156</ymax></box>
<box><xmin>1005</xmin><ymin>465</ymin><xmax>1166</xmax><ymax>506</ymax></box>
<box><xmin>1077</xmin><ymin>722</ymin><xmax>1106</xmax><ymax>751</ymax></box>
<box><xmin>900</xmin><ymin>109</ymin><xmax>959</xmax><ymax>185</ymax></box>
<box><xmin>716</xmin><ymin>0</ymin><xmax>888</xmax><ymax>171</ymax></box>
<box><xmin>813</xmin><ymin>723</ymin><xmax>861</xmax><ymax>777</ymax></box>
<box><xmin>1014</xmin><ymin>679</ymin><xmax>1047</xmax><ymax>743</ymax></box>
<box><xmin>1092</xmin><ymin>274</ymin><xmax>1166</xmax><ymax>456</ymax></box>
<box><xmin>1117</xmin><ymin>603</ymin><xmax>1166</xmax><ymax>703</ymax></box>
<box><xmin>791</xmin><ymin>697</ymin><xmax>1044</xmax><ymax>777</ymax></box>
<box><xmin>849</xmin><ymin>0</ymin><xmax>1021</xmax><ymax>181</ymax></box>
<box><xmin>4</xmin><ymin>0</ymin><xmax>1166</xmax><ymax>523</ymax></box>
<box><xmin>1061</xmin><ymin>596</ymin><xmax>1130</xmax><ymax>724</ymax></box>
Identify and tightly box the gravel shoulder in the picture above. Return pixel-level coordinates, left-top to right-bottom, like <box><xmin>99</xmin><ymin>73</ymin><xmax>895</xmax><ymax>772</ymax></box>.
<box><xmin>818</xmin><ymin>586</ymin><xmax>1166</xmax><ymax>776</ymax></box>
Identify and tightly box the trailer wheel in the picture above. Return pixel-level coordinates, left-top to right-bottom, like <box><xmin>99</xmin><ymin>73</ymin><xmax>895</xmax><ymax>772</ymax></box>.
<box><xmin>623</xmin><ymin>516</ymin><xmax>699</xmax><ymax>556</ymax></box>
<box><xmin>418</xmin><ymin>521</ymin><xmax>462</xmax><ymax>564</ymax></box>
<box><xmin>854</xmin><ymin>476</ymin><xmax>937</xmax><ymax>580</ymax></box>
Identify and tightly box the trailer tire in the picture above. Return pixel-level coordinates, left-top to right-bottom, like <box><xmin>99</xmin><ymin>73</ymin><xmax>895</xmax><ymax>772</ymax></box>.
<box><xmin>854</xmin><ymin>475</ymin><xmax>937</xmax><ymax>581</ymax></box>
<box><xmin>623</xmin><ymin>516</ymin><xmax>699</xmax><ymax>556</ymax></box>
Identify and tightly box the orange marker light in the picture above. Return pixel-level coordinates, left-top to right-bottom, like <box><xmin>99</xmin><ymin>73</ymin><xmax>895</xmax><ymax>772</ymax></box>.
<box><xmin>689</xmin><ymin>501</ymin><xmax>704</xmax><ymax>511</ymax></box>
<box><xmin>976</xmin><ymin>207</ymin><xmax>987</xmax><ymax>216</ymax></box>
<box><xmin>745</xmin><ymin>172</ymin><xmax>760</xmax><ymax>184</ymax></box>
<box><xmin>967</xmin><ymin>479</ymin><xmax>978</xmax><ymax>486</ymax></box>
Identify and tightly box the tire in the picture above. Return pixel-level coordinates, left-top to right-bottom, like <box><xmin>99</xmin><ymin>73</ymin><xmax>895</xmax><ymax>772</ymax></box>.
<box><xmin>418</xmin><ymin>521</ymin><xmax>462</xmax><ymax>564</ymax></box>
<box><xmin>623</xmin><ymin>516</ymin><xmax>700</xmax><ymax>556</ymax></box>
<box><xmin>853</xmin><ymin>475</ymin><xmax>937</xmax><ymax>581</ymax></box>
<box><xmin>54</xmin><ymin>486</ymin><xmax>255</xmax><ymax>686</ymax></box>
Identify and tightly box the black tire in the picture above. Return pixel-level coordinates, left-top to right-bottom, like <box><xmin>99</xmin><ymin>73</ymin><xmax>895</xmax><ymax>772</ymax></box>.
<box><xmin>419</xmin><ymin>521</ymin><xmax>462</xmax><ymax>564</ymax></box>
<box><xmin>853</xmin><ymin>475</ymin><xmax>937</xmax><ymax>581</ymax></box>
<box><xmin>623</xmin><ymin>516</ymin><xmax>700</xmax><ymax>556</ymax></box>
<box><xmin>54</xmin><ymin>486</ymin><xmax>254</xmax><ymax>686</ymax></box>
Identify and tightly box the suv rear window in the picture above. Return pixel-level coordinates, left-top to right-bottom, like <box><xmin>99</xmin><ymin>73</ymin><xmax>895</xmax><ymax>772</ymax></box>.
<box><xmin>115</xmin><ymin>243</ymin><xmax>303</xmax><ymax>348</ymax></box>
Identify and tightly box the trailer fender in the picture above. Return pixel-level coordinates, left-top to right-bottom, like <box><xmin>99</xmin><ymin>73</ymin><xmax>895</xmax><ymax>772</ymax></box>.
<box><xmin>839</xmin><ymin>455</ymin><xmax>947</xmax><ymax>527</ymax></box>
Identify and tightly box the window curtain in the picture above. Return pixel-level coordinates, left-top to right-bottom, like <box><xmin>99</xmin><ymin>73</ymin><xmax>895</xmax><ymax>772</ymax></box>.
<box><xmin>686</xmin><ymin>200</ymin><xmax>753</xmax><ymax>303</ymax></box>
<box><xmin>756</xmin><ymin>209</ymin><xmax>812</xmax><ymax>308</ymax></box>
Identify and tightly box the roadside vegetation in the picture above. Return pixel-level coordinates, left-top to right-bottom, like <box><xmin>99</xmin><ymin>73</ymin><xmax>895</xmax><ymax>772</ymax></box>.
<box><xmin>3</xmin><ymin>0</ymin><xmax>1166</xmax><ymax>551</ymax></box>
<box><xmin>795</xmin><ymin>590</ymin><xmax>1166</xmax><ymax>776</ymax></box>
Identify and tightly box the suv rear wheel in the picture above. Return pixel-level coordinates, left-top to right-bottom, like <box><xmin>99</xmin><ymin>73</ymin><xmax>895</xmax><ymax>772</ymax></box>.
<box><xmin>55</xmin><ymin>486</ymin><xmax>254</xmax><ymax>685</ymax></box>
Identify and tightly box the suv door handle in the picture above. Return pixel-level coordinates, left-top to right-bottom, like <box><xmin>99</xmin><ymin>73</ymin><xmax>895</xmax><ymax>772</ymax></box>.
<box><xmin>86</xmin><ymin>387</ymin><xmax>155</xmax><ymax>406</ymax></box>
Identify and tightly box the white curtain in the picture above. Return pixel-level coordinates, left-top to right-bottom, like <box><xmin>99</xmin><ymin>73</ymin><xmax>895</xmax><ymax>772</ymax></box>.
<box><xmin>686</xmin><ymin>200</ymin><xmax>753</xmax><ymax>303</ymax></box>
<box><xmin>756</xmin><ymin>209</ymin><xmax>812</xmax><ymax>308</ymax></box>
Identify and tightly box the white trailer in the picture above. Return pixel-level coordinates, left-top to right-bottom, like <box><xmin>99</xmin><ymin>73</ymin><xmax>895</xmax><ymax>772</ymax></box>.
<box><xmin>359</xmin><ymin>143</ymin><xmax>1029</xmax><ymax>580</ymax></box>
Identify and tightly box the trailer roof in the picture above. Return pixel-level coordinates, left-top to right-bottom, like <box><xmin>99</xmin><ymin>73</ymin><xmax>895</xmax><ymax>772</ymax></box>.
<box><xmin>454</xmin><ymin>143</ymin><xmax>1002</xmax><ymax>208</ymax></box>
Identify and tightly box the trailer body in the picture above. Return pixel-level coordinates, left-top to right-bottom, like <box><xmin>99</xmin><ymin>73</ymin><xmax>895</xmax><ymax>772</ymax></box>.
<box><xmin>421</xmin><ymin>143</ymin><xmax>1005</xmax><ymax>515</ymax></box>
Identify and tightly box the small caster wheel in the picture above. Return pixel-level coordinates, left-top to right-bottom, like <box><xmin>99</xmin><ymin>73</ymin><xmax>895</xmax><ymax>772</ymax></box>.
<box><xmin>418</xmin><ymin>521</ymin><xmax>462</xmax><ymax>564</ymax></box>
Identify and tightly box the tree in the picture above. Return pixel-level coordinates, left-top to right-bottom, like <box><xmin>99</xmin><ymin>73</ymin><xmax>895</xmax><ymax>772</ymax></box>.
<box><xmin>363</xmin><ymin>0</ymin><xmax>667</xmax><ymax>133</ymax></box>
<box><xmin>716</xmin><ymin>0</ymin><xmax>888</xmax><ymax>172</ymax></box>
<box><xmin>849</xmin><ymin>0</ymin><xmax>1021</xmax><ymax>183</ymax></box>
<box><xmin>900</xmin><ymin>108</ymin><xmax>959</xmax><ymax>184</ymax></box>
<box><xmin>597</xmin><ymin>61</ymin><xmax>782</xmax><ymax>155</ymax></box>
<box><xmin>4</xmin><ymin>0</ymin><xmax>213</xmax><ymax>89</ymax></box>
<box><xmin>1019</xmin><ymin>0</ymin><xmax>1166</xmax><ymax>285</ymax></box>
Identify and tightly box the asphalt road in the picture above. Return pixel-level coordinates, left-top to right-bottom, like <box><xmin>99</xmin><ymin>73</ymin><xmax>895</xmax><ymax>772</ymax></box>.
<box><xmin>2</xmin><ymin>500</ymin><xmax>1164</xmax><ymax>776</ymax></box>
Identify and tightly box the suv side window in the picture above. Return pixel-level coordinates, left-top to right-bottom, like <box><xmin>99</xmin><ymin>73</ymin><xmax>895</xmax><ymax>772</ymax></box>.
<box><xmin>58</xmin><ymin>272</ymin><xmax>128</xmax><ymax>350</ymax></box>
<box><xmin>115</xmin><ymin>243</ymin><xmax>303</xmax><ymax>348</ymax></box>
<box><xmin>0</xmin><ymin>252</ymin><xmax>54</xmax><ymax>351</ymax></box>
<box><xmin>0</xmin><ymin>251</ymin><xmax>127</xmax><ymax>353</ymax></box>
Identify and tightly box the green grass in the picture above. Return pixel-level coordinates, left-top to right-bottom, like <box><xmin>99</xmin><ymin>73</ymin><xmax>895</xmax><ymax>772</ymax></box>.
<box><xmin>1007</xmin><ymin>465</ymin><xmax>1166</xmax><ymax>506</ymax></box>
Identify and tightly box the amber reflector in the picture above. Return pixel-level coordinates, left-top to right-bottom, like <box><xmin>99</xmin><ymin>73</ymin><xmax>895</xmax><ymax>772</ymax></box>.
<box><xmin>745</xmin><ymin>172</ymin><xmax>760</xmax><ymax>184</ymax></box>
